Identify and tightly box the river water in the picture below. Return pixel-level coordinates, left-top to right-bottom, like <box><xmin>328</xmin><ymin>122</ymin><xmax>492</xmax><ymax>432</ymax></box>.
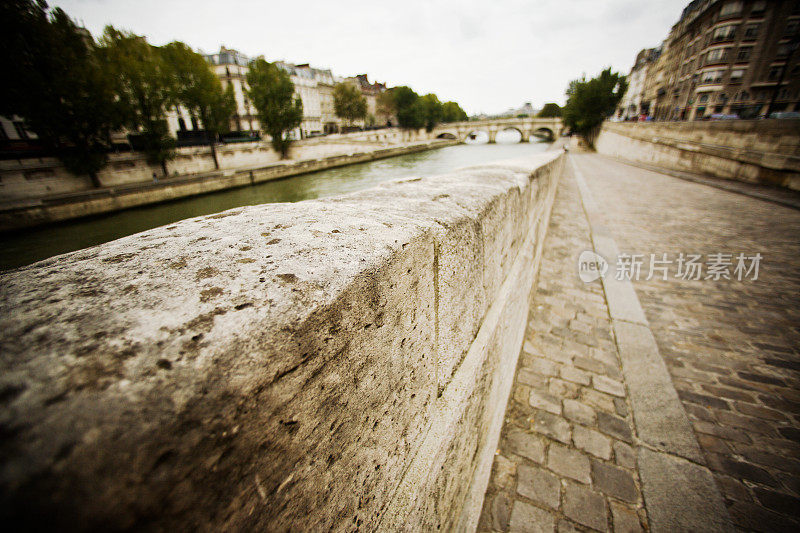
<box><xmin>0</xmin><ymin>139</ymin><xmax>551</xmax><ymax>271</ymax></box>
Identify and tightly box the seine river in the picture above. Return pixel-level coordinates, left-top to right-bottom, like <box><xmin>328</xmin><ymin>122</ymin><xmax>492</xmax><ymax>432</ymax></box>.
<box><xmin>0</xmin><ymin>138</ymin><xmax>551</xmax><ymax>271</ymax></box>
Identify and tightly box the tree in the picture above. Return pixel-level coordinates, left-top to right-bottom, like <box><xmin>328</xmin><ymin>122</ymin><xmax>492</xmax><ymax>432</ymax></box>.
<box><xmin>246</xmin><ymin>58</ymin><xmax>303</xmax><ymax>159</ymax></box>
<box><xmin>1</xmin><ymin>0</ymin><xmax>122</xmax><ymax>186</ymax></box>
<box><xmin>333</xmin><ymin>82</ymin><xmax>367</xmax><ymax>127</ymax></box>
<box><xmin>161</xmin><ymin>41</ymin><xmax>235</xmax><ymax>169</ymax></box>
<box><xmin>419</xmin><ymin>93</ymin><xmax>443</xmax><ymax>132</ymax></box>
<box><xmin>562</xmin><ymin>68</ymin><xmax>627</xmax><ymax>144</ymax></box>
<box><xmin>537</xmin><ymin>103</ymin><xmax>562</xmax><ymax>118</ymax></box>
<box><xmin>441</xmin><ymin>101</ymin><xmax>468</xmax><ymax>122</ymax></box>
<box><xmin>391</xmin><ymin>86</ymin><xmax>424</xmax><ymax>129</ymax></box>
<box><xmin>377</xmin><ymin>91</ymin><xmax>396</xmax><ymax>125</ymax></box>
<box><xmin>100</xmin><ymin>26</ymin><xmax>175</xmax><ymax>174</ymax></box>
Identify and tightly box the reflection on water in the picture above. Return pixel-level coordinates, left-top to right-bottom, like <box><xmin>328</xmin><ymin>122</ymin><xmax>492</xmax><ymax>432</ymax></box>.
<box><xmin>0</xmin><ymin>141</ymin><xmax>551</xmax><ymax>270</ymax></box>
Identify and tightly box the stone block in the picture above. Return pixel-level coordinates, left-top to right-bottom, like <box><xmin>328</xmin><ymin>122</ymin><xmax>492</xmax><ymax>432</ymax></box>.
<box><xmin>591</xmin><ymin>460</ymin><xmax>638</xmax><ymax>503</ymax></box>
<box><xmin>530</xmin><ymin>390</ymin><xmax>562</xmax><ymax>415</ymax></box>
<box><xmin>547</xmin><ymin>444</ymin><xmax>591</xmax><ymax>483</ymax></box>
<box><xmin>532</xmin><ymin>411</ymin><xmax>571</xmax><ymax>444</ymax></box>
<box><xmin>574</xmin><ymin>426</ymin><xmax>612</xmax><ymax>460</ymax></box>
<box><xmin>509</xmin><ymin>500</ymin><xmax>556</xmax><ymax>533</ymax></box>
<box><xmin>563</xmin><ymin>399</ymin><xmax>596</xmax><ymax>426</ymax></box>
<box><xmin>563</xmin><ymin>483</ymin><xmax>607</xmax><ymax>531</ymax></box>
<box><xmin>507</xmin><ymin>428</ymin><xmax>546</xmax><ymax>464</ymax></box>
<box><xmin>517</xmin><ymin>464</ymin><xmax>561</xmax><ymax>509</ymax></box>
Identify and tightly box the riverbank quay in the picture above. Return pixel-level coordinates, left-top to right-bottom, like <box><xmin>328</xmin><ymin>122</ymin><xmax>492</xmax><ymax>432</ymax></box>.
<box><xmin>0</xmin><ymin>137</ymin><xmax>457</xmax><ymax>232</ymax></box>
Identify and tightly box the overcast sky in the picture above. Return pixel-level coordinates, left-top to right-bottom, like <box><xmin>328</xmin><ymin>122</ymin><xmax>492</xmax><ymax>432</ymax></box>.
<box><xmin>54</xmin><ymin>0</ymin><xmax>688</xmax><ymax>115</ymax></box>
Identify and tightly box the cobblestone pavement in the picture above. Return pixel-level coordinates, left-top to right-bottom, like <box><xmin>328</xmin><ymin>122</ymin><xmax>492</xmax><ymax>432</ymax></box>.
<box><xmin>478</xmin><ymin>162</ymin><xmax>649</xmax><ymax>532</ymax></box>
<box><xmin>573</xmin><ymin>154</ymin><xmax>800</xmax><ymax>532</ymax></box>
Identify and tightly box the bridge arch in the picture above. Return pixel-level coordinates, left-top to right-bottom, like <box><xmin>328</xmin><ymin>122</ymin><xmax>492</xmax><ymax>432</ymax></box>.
<box><xmin>436</xmin><ymin>132</ymin><xmax>457</xmax><ymax>140</ymax></box>
<box><xmin>464</xmin><ymin>130</ymin><xmax>490</xmax><ymax>144</ymax></box>
<box><xmin>532</xmin><ymin>127</ymin><xmax>555</xmax><ymax>142</ymax></box>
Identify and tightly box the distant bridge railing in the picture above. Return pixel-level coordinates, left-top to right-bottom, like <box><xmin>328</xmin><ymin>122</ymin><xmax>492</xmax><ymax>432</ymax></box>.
<box><xmin>432</xmin><ymin>118</ymin><xmax>564</xmax><ymax>143</ymax></box>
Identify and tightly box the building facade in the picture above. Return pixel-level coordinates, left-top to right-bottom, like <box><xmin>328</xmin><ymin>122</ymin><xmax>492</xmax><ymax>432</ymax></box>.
<box><xmin>630</xmin><ymin>0</ymin><xmax>800</xmax><ymax>120</ymax></box>
<box><xmin>205</xmin><ymin>47</ymin><xmax>260</xmax><ymax>133</ymax></box>
<box><xmin>617</xmin><ymin>48</ymin><xmax>661</xmax><ymax>119</ymax></box>
<box><xmin>275</xmin><ymin>62</ymin><xmax>324</xmax><ymax>138</ymax></box>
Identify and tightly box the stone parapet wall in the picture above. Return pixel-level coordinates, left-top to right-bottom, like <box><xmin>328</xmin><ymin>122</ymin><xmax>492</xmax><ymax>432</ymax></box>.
<box><xmin>0</xmin><ymin>152</ymin><xmax>564</xmax><ymax>530</ymax></box>
<box><xmin>0</xmin><ymin>128</ymin><xmax>431</xmax><ymax>201</ymax></box>
<box><xmin>595</xmin><ymin>120</ymin><xmax>800</xmax><ymax>190</ymax></box>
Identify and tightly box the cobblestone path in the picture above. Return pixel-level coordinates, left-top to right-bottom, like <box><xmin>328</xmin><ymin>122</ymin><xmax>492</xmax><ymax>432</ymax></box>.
<box><xmin>479</xmin><ymin>153</ymin><xmax>800</xmax><ymax>532</ymax></box>
<box><xmin>571</xmin><ymin>154</ymin><xmax>800</xmax><ymax>532</ymax></box>
<box><xmin>478</xmin><ymin>160</ymin><xmax>649</xmax><ymax>532</ymax></box>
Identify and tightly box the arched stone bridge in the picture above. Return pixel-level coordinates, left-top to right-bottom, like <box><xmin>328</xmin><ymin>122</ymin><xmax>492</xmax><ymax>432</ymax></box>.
<box><xmin>432</xmin><ymin>117</ymin><xmax>563</xmax><ymax>143</ymax></box>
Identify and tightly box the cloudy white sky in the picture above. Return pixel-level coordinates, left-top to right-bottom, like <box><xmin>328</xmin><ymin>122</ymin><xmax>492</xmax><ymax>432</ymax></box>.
<box><xmin>55</xmin><ymin>0</ymin><xmax>688</xmax><ymax>115</ymax></box>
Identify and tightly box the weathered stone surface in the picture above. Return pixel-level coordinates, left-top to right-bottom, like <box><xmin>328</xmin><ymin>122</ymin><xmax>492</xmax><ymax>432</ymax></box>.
<box><xmin>610</xmin><ymin>502</ymin><xmax>643</xmax><ymax>533</ymax></box>
<box><xmin>547</xmin><ymin>444</ymin><xmax>591</xmax><ymax>483</ymax></box>
<box><xmin>509</xmin><ymin>500</ymin><xmax>556</xmax><ymax>533</ymax></box>
<box><xmin>613</xmin><ymin>441</ymin><xmax>637</xmax><ymax>469</ymax></box>
<box><xmin>591</xmin><ymin>459</ymin><xmax>638</xmax><ymax>503</ymax></box>
<box><xmin>560</xmin><ymin>366</ymin><xmax>591</xmax><ymax>386</ymax></box>
<box><xmin>638</xmin><ymin>448</ymin><xmax>732</xmax><ymax>533</ymax></box>
<box><xmin>507</xmin><ymin>429</ymin><xmax>546</xmax><ymax>464</ymax></box>
<box><xmin>532</xmin><ymin>411</ymin><xmax>571</xmax><ymax>444</ymax></box>
<box><xmin>593</xmin><ymin>375</ymin><xmax>626</xmax><ymax>397</ymax></box>
<box><xmin>574</xmin><ymin>426</ymin><xmax>612</xmax><ymax>460</ymax></box>
<box><xmin>517</xmin><ymin>464</ymin><xmax>560</xmax><ymax>509</ymax></box>
<box><xmin>0</xmin><ymin>154</ymin><xmax>566</xmax><ymax>531</ymax></box>
<box><xmin>563</xmin><ymin>482</ymin><xmax>607</xmax><ymax>531</ymax></box>
<box><xmin>529</xmin><ymin>390</ymin><xmax>561</xmax><ymax>415</ymax></box>
<box><xmin>563</xmin><ymin>399</ymin><xmax>596</xmax><ymax>426</ymax></box>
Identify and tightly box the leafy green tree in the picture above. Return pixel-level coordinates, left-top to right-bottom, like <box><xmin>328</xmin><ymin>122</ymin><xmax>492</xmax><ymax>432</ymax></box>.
<box><xmin>419</xmin><ymin>94</ymin><xmax>443</xmax><ymax>132</ymax></box>
<box><xmin>376</xmin><ymin>91</ymin><xmax>396</xmax><ymax>125</ymax></box>
<box><xmin>441</xmin><ymin>102</ymin><xmax>468</xmax><ymax>122</ymax></box>
<box><xmin>100</xmin><ymin>26</ymin><xmax>175</xmax><ymax>174</ymax></box>
<box><xmin>562</xmin><ymin>68</ymin><xmax>627</xmax><ymax>144</ymax></box>
<box><xmin>246</xmin><ymin>58</ymin><xmax>303</xmax><ymax>159</ymax></box>
<box><xmin>333</xmin><ymin>82</ymin><xmax>367</xmax><ymax>126</ymax></box>
<box><xmin>391</xmin><ymin>86</ymin><xmax>424</xmax><ymax>129</ymax></box>
<box><xmin>1</xmin><ymin>0</ymin><xmax>122</xmax><ymax>186</ymax></box>
<box><xmin>161</xmin><ymin>41</ymin><xmax>235</xmax><ymax>168</ymax></box>
<box><xmin>537</xmin><ymin>103</ymin><xmax>562</xmax><ymax>118</ymax></box>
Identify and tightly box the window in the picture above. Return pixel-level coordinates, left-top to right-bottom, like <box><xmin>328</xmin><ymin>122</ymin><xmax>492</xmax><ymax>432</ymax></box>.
<box><xmin>776</xmin><ymin>43</ymin><xmax>791</xmax><ymax>58</ymax></box>
<box><xmin>712</xmin><ymin>25</ymin><xmax>737</xmax><ymax>42</ymax></box>
<box><xmin>751</xmin><ymin>0</ymin><xmax>766</xmax><ymax>16</ymax></box>
<box><xmin>743</xmin><ymin>24</ymin><xmax>760</xmax><ymax>39</ymax></box>
<box><xmin>706</xmin><ymin>48</ymin><xmax>728</xmax><ymax>63</ymax></box>
<box><xmin>191</xmin><ymin>117</ymin><xmax>199</xmax><ymax>130</ymax></box>
<box><xmin>737</xmin><ymin>47</ymin><xmax>752</xmax><ymax>61</ymax></box>
<box><xmin>767</xmin><ymin>66</ymin><xmax>784</xmax><ymax>81</ymax></box>
<box><xmin>699</xmin><ymin>93</ymin><xmax>710</xmax><ymax>103</ymax></box>
<box><xmin>785</xmin><ymin>21</ymin><xmax>799</xmax><ymax>36</ymax></box>
<box><xmin>720</xmin><ymin>1</ymin><xmax>742</xmax><ymax>17</ymax></box>
<box><xmin>730</xmin><ymin>69</ymin><xmax>745</xmax><ymax>82</ymax></box>
<box><xmin>13</xmin><ymin>121</ymin><xmax>28</xmax><ymax>139</ymax></box>
<box><xmin>701</xmin><ymin>70</ymin><xmax>724</xmax><ymax>84</ymax></box>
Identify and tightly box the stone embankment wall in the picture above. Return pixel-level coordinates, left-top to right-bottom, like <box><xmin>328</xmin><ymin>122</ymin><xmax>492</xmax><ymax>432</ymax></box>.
<box><xmin>595</xmin><ymin>120</ymin><xmax>800</xmax><ymax>190</ymax></box>
<box><xmin>0</xmin><ymin>152</ymin><xmax>565</xmax><ymax>531</ymax></box>
<box><xmin>0</xmin><ymin>128</ymin><xmax>432</xmax><ymax>201</ymax></box>
<box><xmin>0</xmin><ymin>138</ymin><xmax>454</xmax><ymax>232</ymax></box>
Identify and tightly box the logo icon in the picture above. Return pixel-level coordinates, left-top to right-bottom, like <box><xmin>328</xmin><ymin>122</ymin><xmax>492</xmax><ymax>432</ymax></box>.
<box><xmin>578</xmin><ymin>250</ymin><xmax>608</xmax><ymax>283</ymax></box>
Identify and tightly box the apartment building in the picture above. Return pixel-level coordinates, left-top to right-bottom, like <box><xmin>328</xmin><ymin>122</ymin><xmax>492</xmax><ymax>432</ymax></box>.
<box><xmin>626</xmin><ymin>0</ymin><xmax>800</xmax><ymax>120</ymax></box>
